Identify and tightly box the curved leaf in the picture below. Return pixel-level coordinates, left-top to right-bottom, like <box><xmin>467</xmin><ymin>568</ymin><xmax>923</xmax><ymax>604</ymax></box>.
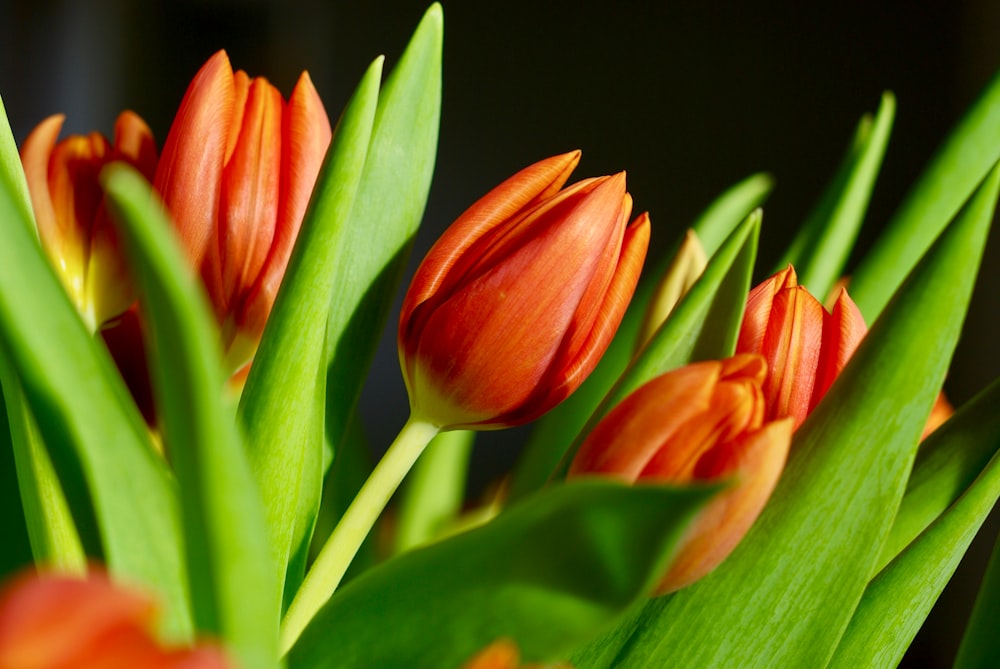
<box><xmin>287</xmin><ymin>480</ymin><xmax>719</xmax><ymax>669</ymax></box>
<box><xmin>103</xmin><ymin>165</ymin><xmax>277</xmax><ymax>669</ymax></box>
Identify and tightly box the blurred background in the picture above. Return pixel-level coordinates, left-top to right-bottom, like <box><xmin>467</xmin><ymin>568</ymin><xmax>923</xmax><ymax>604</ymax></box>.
<box><xmin>2</xmin><ymin>1</ymin><xmax>998</xmax><ymax>666</ymax></box>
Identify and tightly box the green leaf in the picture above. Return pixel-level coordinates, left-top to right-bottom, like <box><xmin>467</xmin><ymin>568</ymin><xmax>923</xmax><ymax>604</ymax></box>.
<box><xmin>0</xmin><ymin>157</ymin><xmax>191</xmax><ymax>639</ymax></box>
<box><xmin>827</xmin><ymin>383</ymin><xmax>1000</xmax><ymax>669</ymax></box>
<box><xmin>239</xmin><ymin>57</ymin><xmax>382</xmax><ymax>608</ymax></box>
<box><xmin>102</xmin><ymin>165</ymin><xmax>277</xmax><ymax>669</ymax></box>
<box><xmin>778</xmin><ymin>92</ymin><xmax>894</xmax><ymax>300</ymax></box>
<box><xmin>286</xmin><ymin>480</ymin><xmax>719</xmax><ymax>669</ymax></box>
<box><xmin>324</xmin><ymin>3</ymin><xmax>442</xmax><ymax>453</ymax></box>
<box><xmin>875</xmin><ymin>376</ymin><xmax>1000</xmax><ymax>573</ymax></box>
<box><xmin>0</xmin><ymin>93</ymin><xmax>36</xmax><ymax>233</ymax></box>
<box><xmin>0</xmin><ymin>348</ymin><xmax>85</xmax><ymax>571</ymax></box>
<box><xmin>0</xmin><ymin>377</ymin><xmax>33</xmax><ymax>578</ymax></box>
<box><xmin>849</xmin><ymin>71</ymin><xmax>1000</xmax><ymax>320</ymax></box>
<box><xmin>692</xmin><ymin>172</ymin><xmax>773</xmax><ymax>257</ymax></box>
<box><xmin>511</xmin><ymin>175</ymin><xmax>771</xmax><ymax>502</ymax></box>
<box><xmin>593</xmin><ymin>162</ymin><xmax>999</xmax><ymax>668</ymax></box>
<box><xmin>549</xmin><ymin>210</ymin><xmax>760</xmax><ymax>481</ymax></box>
<box><xmin>393</xmin><ymin>429</ymin><xmax>474</xmax><ymax>553</ymax></box>
<box><xmin>955</xmin><ymin>521</ymin><xmax>1000</xmax><ymax>667</ymax></box>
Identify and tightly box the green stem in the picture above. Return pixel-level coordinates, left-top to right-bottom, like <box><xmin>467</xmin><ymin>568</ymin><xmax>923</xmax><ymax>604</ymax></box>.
<box><xmin>279</xmin><ymin>413</ymin><xmax>440</xmax><ymax>654</ymax></box>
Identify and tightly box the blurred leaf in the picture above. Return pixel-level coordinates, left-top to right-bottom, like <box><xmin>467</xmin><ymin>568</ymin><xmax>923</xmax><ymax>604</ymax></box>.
<box><xmin>287</xmin><ymin>480</ymin><xmax>719</xmax><ymax>669</ymax></box>
<box><xmin>324</xmin><ymin>3</ymin><xmax>442</xmax><ymax>454</ymax></box>
<box><xmin>778</xmin><ymin>92</ymin><xmax>894</xmax><ymax>300</ymax></box>
<box><xmin>589</xmin><ymin>162</ymin><xmax>999</xmax><ymax>668</ymax></box>
<box><xmin>0</xmin><ymin>154</ymin><xmax>191</xmax><ymax>639</ymax></box>
<box><xmin>0</xmin><ymin>349</ymin><xmax>85</xmax><ymax>571</ymax></box>
<box><xmin>827</xmin><ymin>386</ymin><xmax>1000</xmax><ymax>669</ymax></box>
<box><xmin>0</xmin><ymin>93</ymin><xmax>35</xmax><ymax>233</ymax></box>
<box><xmin>511</xmin><ymin>175</ymin><xmax>771</xmax><ymax>502</ymax></box>
<box><xmin>239</xmin><ymin>57</ymin><xmax>382</xmax><ymax>608</ymax></box>
<box><xmin>876</xmin><ymin>376</ymin><xmax>1000</xmax><ymax>573</ymax></box>
<box><xmin>550</xmin><ymin>210</ymin><xmax>760</xmax><ymax>481</ymax></box>
<box><xmin>393</xmin><ymin>429</ymin><xmax>474</xmax><ymax>553</ymax></box>
<box><xmin>955</xmin><ymin>522</ymin><xmax>1000</xmax><ymax>668</ymax></box>
<box><xmin>849</xmin><ymin>70</ymin><xmax>1000</xmax><ymax>320</ymax></box>
<box><xmin>103</xmin><ymin>166</ymin><xmax>277</xmax><ymax>669</ymax></box>
<box><xmin>0</xmin><ymin>375</ymin><xmax>33</xmax><ymax>578</ymax></box>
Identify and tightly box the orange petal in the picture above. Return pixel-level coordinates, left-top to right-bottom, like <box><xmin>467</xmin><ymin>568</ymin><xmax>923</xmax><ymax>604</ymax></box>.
<box><xmin>112</xmin><ymin>111</ymin><xmax>158</xmax><ymax>181</ymax></box>
<box><xmin>19</xmin><ymin>114</ymin><xmax>64</xmax><ymax>251</ymax></box>
<box><xmin>812</xmin><ymin>287</ymin><xmax>867</xmax><ymax>407</ymax></box>
<box><xmin>399</xmin><ymin>151</ymin><xmax>581</xmax><ymax>348</ymax></box>
<box><xmin>239</xmin><ymin>70</ymin><xmax>332</xmax><ymax>336</ymax></box>
<box><xmin>154</xmin><ymin>50</ymin><xmax>235</xmax><ymax>266</ymax></box>
<box><xmin>736</xmin><ymin>266</ymin><xmax>798</xmax><ymax>356</ymax></box>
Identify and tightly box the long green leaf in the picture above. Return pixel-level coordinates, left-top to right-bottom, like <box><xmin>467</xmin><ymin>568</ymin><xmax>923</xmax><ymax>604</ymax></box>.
<box><xmin>849</xmin><ymin>70</ymin><xmax>1000</xmax><ymax>320</ymax></box>
<box><xmin>0</xmin><ymin>93</ymin><xmax>35</xmax><ymax>233</ymax></box>
<box><xmin>827</xmin><ymin>387</ymin><xmax>1000</xmax><ymax>669</ymax></box>
<box><xmin>954</xmin><ymin>523</ymin><xmax>1000</xmax><ymax>667</ymax></box>
<box><xmin>0</xmin><ymin>348</ymin><xmax>85</xmax><ymax>570</ymax></box>
<box><xmin>596</xmin><ymin>163</ymin><xmax>999</xmax><ymax>668</ymax></box>
<box><xmin>778</xmin><ymin>92</ymin><xmax>894</xmax><ymax>300</ymax></box>
<box><xmin>239</xmin><ymin>57</ymin><xmax>382</xmax><ymax>608</ymax></box>
<box><xmin>550</xmin><ymin>210</ymin><xmax>760</xmax><ymax>481</ymax></box>
<box><xmin>287</xmin><ymin>480</ymin><xmax>719</xmax><ymax>669</ymax></box>
<box><xmin>103</xmin><ymin>165</ymin><xmax>277</xmax><ymax>669</ymax></box>
<box><xmin>876</xmin><ymin>376</ymin><xmax>1000</xmax><ymax>573</ymax></box>
<box><xmin>511</xmin><ymin>175</ymin><xmax>771</xmax><ymax>502</ymax></box>
<box><xmin>0</xmin><ymin>158</ymin><xmax>191</xmax><ymax>640</ymax></box>
<box><xmin>0</xmin><ymin>375</ymin><xmax>33</xmax><ymax>578</ymax></box>
<box><xmin>324</xmin><ymin>3</ymin><xmax>442</xmax><ymax>454</ymax></box>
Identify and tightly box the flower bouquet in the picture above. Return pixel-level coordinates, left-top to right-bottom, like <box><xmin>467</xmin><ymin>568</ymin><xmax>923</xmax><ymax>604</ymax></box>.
<box><xmin>1</xmin><ymin>4</ymin><xmax>999</xmax><ymax>668</ymax></box>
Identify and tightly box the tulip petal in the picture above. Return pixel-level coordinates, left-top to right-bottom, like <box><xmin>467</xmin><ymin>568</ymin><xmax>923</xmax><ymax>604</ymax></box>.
<box><xmin>812</xmin><ymin>287</ymin><xmax>867</xmax><ymax>405</ymax></box>
<box><xmin>113</xmin><ymin>111</ymin><xmax>158</xmax><ymax>182</ymax></box>
<box><xmin>400</xmin><ymin>151</ymin><xmax>580</xmax><ymax>345</ymax></box>
<box><xmin>735</xmin><ymin>265</ymin><xmax>797</xmax><ymax>356</ymax></box>
<box><xmin>240</xmin><ymin>71</ymin><xmax>332</xmax><ymax>336</ymax></box>
<box><xmin>19</xmin><ymin>114</ymin><xmax>63</xmax><ymax>254</ymax></box>
<box><xmin>154</xmin><ymin>50</ymin><xmax>235</xmax><ymax>267</ymax></box>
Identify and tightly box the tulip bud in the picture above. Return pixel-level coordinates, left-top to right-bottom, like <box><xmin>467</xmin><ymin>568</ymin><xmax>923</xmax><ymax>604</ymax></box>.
<box><xmin>735</xmin><ymin>266</ymin><xmax>867</xmax><ymax>430</ymax></box>
<box><xmin>399</xmin><ymin>152</ymin><xmax>650</xmax><ymax>430</ymax></box>
<box><xmin>20</xmin><ymin>111</ymin><xmax>157</xmax><ymax>331</ymax></box>
<box><xmin>0</xmin><ymin>571</ymin><xmax>232</xmax><ymax>669</ymax></box>
<box><xmin>569</xmin><ymin>354</ymin><xmax>793</xmax><ymax>594</ymax></box>
<box><xmin>153</xmin><ymin>50</ymin><xmax>332</xmax><ymax>372</ymax></box>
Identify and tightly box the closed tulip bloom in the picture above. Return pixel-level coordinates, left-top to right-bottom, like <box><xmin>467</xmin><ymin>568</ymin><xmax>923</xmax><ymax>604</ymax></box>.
<box><xmin>569</xmin><ymin>355</ymin><xmax>793</xmax><ymax>594</ymax></box>
<box><xmin>736</xmin><ymin>266</ymin><xmax>867</xmax><ymax>430</ymax></box>
<box><xmin>399</xmin><ymin>152</ymin><xmax>650</xmax><ymax>429</ymax></box>
<box><xmin>153</xmin><ymin>50</ymin><xmax>332</xmax><ymax>372</ymax></box>
<box><xmin>0</xmin><ymin>571</ymin><xmax>232</xmax><ymax>669</ymax></box>
<box><xmin>20</xmin><ymin>111</ymin><xmax>157</xmax><ymax>331</ymax></box>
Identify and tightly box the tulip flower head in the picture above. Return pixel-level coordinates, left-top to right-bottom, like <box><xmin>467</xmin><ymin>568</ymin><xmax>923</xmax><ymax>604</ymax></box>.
<box><xmin>154</xmin><ymin>50</ymin><xmax>332</xmax><ymax>372</ymax></box>
<box><xmin>736</xmin><ymin>266</ymin><xmax>867</xmax><ymax>430</ymax></box>
<box><xmin>20</xmin><ymin>111</ymin><xmax>158</xmax><ymax>331</ymax></box>
<box><xmin>399</xmin><ymin>152</ymin><xmax>650</xmax><ymax>430</ymax></box>
<box><xmin>569</xmin><ymin>354</ymin><xmax>793</xmax><ymax>594</ymax></box>
<box><xmin>0</xmin><ymin>570</ymin><xmax>232</xmax><ymax>669</ymax></box>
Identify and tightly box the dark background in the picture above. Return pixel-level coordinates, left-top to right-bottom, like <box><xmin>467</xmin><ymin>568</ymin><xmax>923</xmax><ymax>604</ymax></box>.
<box><xmin>2</xmin><ymin>1</ymin><xmax>999</xmax><ymax>667</ymax></box>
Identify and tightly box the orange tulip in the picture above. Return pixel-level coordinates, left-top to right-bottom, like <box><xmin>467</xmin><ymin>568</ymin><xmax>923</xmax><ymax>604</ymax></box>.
<box><xmin>20</xmin><ymin>111</ymin><xmax>157</xmax><ymax>331</ymax></box>
<box><xmin>736</xmin><ymin>266</ymin><xmax>867</xmax><ymax>430</ymax></box>
<box><xmin>569</xmin><ymin>354</ymin><xmax>792</xmax><ymax>594</ymax></box>
<box><xmin>153</xmin><ymin>50</ymin><xmax>332</xmax><ymax>372</ymax></box>
<box><xmin>399</xmin><ymin>152</ymin><xmax>650</xmax><ymax>429</ymax></box>
<box><xmin>0</xmin><ymin>571</ymin><xmax>232</xmax><ymax>669</ymax></box>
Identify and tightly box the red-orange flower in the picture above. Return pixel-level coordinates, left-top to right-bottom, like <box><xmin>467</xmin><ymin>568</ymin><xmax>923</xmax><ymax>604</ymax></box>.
<box><xmin>399</xmin><ymin>152</ymin><xmax>650</xmax><ymax>429</ymax></box>
<box><xmin>569</xmin><ymin>354</ymin><xmax>792</xmax><ymax>594</ymax></box>
<box><xmin>153</xmin><ymin>50</ymin><xmax>332</xmax><ymax>372</ymax></box>
<box><xmin>0</xmin><ymin>571</ymin><xmax>232</xmax><ymax>669</ymax></box>
<box><xmin>20</xmin><ymin>111</ymin><xmax>157</xmax><ymax>331</ymax></box>
<box><xmin>736</xmin><ymin>266</ymin><xmax>867</xmax><ymax>430</ymax></box>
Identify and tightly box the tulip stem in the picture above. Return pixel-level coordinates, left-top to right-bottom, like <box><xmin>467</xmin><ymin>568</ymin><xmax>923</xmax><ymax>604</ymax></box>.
<box><xmin>279</xmin><ymin>413</ymin><xmax>440</xmax><ymax>654</ymax></box>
